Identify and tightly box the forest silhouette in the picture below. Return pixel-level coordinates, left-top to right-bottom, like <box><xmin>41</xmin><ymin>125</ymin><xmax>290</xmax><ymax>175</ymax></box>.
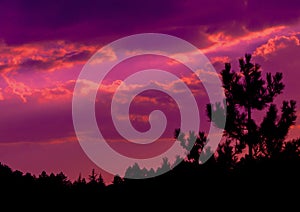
<box><xmin>1</xmin><ymin>54</ymin><xmax>300</xmax><ymax>205</ymax></box>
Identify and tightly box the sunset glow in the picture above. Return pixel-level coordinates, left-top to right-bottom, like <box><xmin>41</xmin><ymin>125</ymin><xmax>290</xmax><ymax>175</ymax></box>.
<box><xmin>1</xmin><ymin>0</ymin><xmax>300</xmax><ymax>182</ymax></box>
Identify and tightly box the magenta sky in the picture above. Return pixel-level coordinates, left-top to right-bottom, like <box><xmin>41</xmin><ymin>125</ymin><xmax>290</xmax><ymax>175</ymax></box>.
<box><xmin>1</xmin><ymin>0</ymin><xmax>300</xmax><ymax>183</ymax></box>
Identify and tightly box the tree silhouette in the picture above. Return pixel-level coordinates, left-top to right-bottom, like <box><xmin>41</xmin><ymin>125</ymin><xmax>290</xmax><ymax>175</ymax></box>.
<box><xmin>124</xmin><ymin>158</ymin><xmax>175</xmax><ymax>179</ymax></box>
<box><xmin>87</xmin><ymin>169</ymin><xmax>105</xmax><ymax>191</ymax></box>
<box><xmin>259</xmin><ymin>101</ymin><xmax>296</xmax><ymax>157</ymax></box>
<box><xmin>280</xmin><ymin>138</ymin><xmax>300</xmax><ymax>160</ymax></box>
<box><xmin>156</xmin><ymin>157</ymin><xmax>171</xmax><ymax>175</ymax></box>
<box><xmin>124</xmin><ymin>163</ymin><xmax>154</xmax><ymax>179</ymax></box>
<box><xmin>175</xmin><ymin>129</ymin><xmax>207</xmax><ymax>163</ymax></box>
<box><xmin>207</xmin><ymin>53</ymin><xmax>295</xmax><ymax>159</ymax></box>
<box><xmin>88</xmin><ymin>169</ymin><xmax>97</xmax><ymax>184</ymax></box>
<box><xmin>216</xmin><ymin>139</ymin><xmax>238</xmax><ymax>169</ymax></box>
<box><xmin>112</xmin><ymin>175</ymin><xmax>123</xmax><ymax>185</ymax></box>
<box><xmin>97</xmin><ymin>174</ymin><xmax>105</xmax><ymax>188</ymax></box>
<box><xmin>73</xmin><ymin>173</ymin><xmax>87</xmax><ymax>192</ymax></box>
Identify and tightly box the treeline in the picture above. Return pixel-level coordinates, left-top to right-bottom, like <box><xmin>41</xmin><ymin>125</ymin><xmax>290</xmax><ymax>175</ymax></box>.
<box><xmin>1</xmin><ymin>136</ymin><xmax>299</xmax><ymax>194</ymax></box>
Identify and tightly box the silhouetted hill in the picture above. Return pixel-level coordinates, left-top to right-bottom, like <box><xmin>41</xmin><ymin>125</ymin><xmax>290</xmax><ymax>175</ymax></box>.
<box><xmin>1</xmin><ymin>146</ymin><xmax>299</xmax><ymax>209</ymax></box>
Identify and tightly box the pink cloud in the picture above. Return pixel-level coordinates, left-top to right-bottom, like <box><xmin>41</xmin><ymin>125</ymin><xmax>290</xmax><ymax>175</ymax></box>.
<box><xmin>0</xmin><ymin>40</ymin><xmax>98</xmax><ymax>79</ymax></box>
<box><xmin>37</xmin><ymin>81</ymin><xmax>74</xmax><ymax>103</ymax></box>
<box><xmin>253</xmin><ymin>35</ymin><xmax>300</xmax><ymax>58</ymax></box>
<box><xmin>2</xmin><ymin>74</ymin><xmax>34</xmax><ymax>103</ymax></box>
<box><xmin>0</xmin><ymin>88</ymin><xmax>4</xmax><ymax>101</ymax></box>
<box><xmin>203</xmin><ymin>25</ymin><xmax>286</xmax><ymax>53</ymax></box>
<box><xmin>210</xmin><ymin>56</ymin><xmax>231</xmax><ymax>64</ymax></box>
<box><xmin>134</xmin><ymin>95</ymin><xmax>159</xmax><ymax>104</ymax></box>
<box><xmin>2</xmin><ymin>73</ymin><xmax>74</xmax><ymax>103</ymax></box>
<box><xmin>129</xmin><ymin>114</ymin><xmax>149</xmax><ymax>123</ymax></box>
<box><xmin>0</xmin><ymin>40</ymin><xmax>100</xmax><ymax>104</ymax></box>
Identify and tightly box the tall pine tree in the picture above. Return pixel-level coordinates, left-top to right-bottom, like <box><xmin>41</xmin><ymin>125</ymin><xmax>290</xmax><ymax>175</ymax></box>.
<box><xmin>207</xmin><ymin>54</ymin><xmax>296</xmax><ymax>159</ymax></box>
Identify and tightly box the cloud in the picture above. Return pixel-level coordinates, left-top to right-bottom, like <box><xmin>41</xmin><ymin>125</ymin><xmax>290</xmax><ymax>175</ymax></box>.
<box><xmin>0</xmin><ymin>88</ymin><xmax>4</xmax><ymax>101</ymax></box>
<box><xmin>1</xmin><ymin>0</ymin><xmax>300</xmax><ymax>48</ymax></box>
<box><xmin>210</xmin><ymin>56</ymin><xmax>231</xmax><ymax>65</ymax></box>
<box><xmin>37</xmin><ymin>81</ymin><xmax>74</xmax><ymax>103</ymax></box>
<box><xmin>129</xmin><ymin>114</ymin><xmax>149</xmax><ymax>123</ymax></box>
<box><xmin>111</xmin><ymin>75</ymin><xmax>204</xmax><ymax>103</ymax></box>
<box><xmin>253</xmin><ymin>35</ymin><xmax>300</xmax><ymax>58</ymax></box>
<box><xmin>2</xmin><ymin>74</ymin><xmax>34</xmax><ymax>103</ymax></box>
<box><xmin>74</xmin><ymin>79</ymin><xmax>99</xmax><ymax>96</ymax></box>
<box><xmin>249</xmin><ymin>34</ymin><xmax>300</xmax><ymax>139</ymax></box>
<box><xmin>251</xmin><ymin>34</ymin><xmax>300</xmax><ymax>94</ymax></box>
<box><xmin>2</xmin><ymin>73</ymin><xmax>74</xmax><ymax>103</ymax></box>
<box><xmin>0</xmin><ymin>0</ymin><xmax>179</xmax><ymax>45</ymax></box>
<box><xmin>89</xmin><ymin>47</ymin><xmax>117</xmax><ymax>65</ymax></box>
<box><xmin>202</xmin><ymin>25</ymin><xmax>286</xmax><ymax>53</ymax></box>
<box><xmin>0</xmin><ymin>79</ymin><xmax>76</xmax><ymax>144</ymax></box>
<box><xmin>0</xmin><ymin>40</ymin><xmax>98</xmax><ymax>75</ymax></box>
<box><xmin>0</xmin><ymin>40</ymin><xmax>102</xmax><ymax>103</ymax></box>
<box><xmin>134</xmin><ymin>96</ymin><xmax>159</xmax><ymax>104</ymax></box>
<box><xmin>0</xmin><ymin>135</ymin><xmax>77</xmax><ymax>146</ymax></box>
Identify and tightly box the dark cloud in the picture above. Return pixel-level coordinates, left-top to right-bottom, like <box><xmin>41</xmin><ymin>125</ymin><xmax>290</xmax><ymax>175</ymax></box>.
<box><xmin>1</xmin><ymin>0</ymin><xmax>300</xmax><ymax>45</ymax></box>
<box><xmin>20</xmin><ymin>58</ymin><xmax>55</xmax><ymax>70</ymax></box>
<box><xmin>245</xmin><ymin>0</ymin><xmax>300</xmax><ymax>30</ymax></box>
<box><xmin>0</xmin><ymin>0</ymin><xmax>179</xmax><ymax>44</ymax></box>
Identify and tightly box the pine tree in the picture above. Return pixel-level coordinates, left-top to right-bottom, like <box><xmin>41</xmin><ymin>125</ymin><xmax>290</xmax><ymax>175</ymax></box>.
<box><xmin>207</xmin><ymin>54</ymin><xmax>296</xmax><ymax>159</ymax></box>
<box><xmin>97</xmin><ymin>174</ymin><xmax>105</xmax><ymax>188</ymax></box>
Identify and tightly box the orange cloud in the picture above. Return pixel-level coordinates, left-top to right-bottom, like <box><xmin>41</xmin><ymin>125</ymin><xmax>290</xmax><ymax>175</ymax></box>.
<box><xmin>0</xmin><ymin>40</ymin><xmax>102</xmax><ymax>103</ymax></box>
<box><xmin>134</xmin><ymin>96</ymin><xmax>158</xmax><ymax>104</ymax></box>
<box><xmin>203</xmin><ymin>25</ymin><xmax>286</xmax><ymax>53</ymax></box>
<box><xmin>0</xmin><ymin>40</ymin><xmax>99</xmax><ymax>74</ymax></box>
<box><xmin>0</xmin><ymin>88</ymin><xmax>4</xmax><ymax>101</ymax></box>
<box><xmin>180</xmin><ymin>73</ymin><xmax>199</xmax><ymax>85</ymax></box>
<box><xmin>37</xmin><ymin>81</ymin><xmax>74</xmax><ymax>103</ymax></box>
<box><xmin>210</xmin><ymin>56</ymin><xmax>230</xmax><ymax>64</ymax></box>
<box><xmin>253</xmin><ymin>35</ymin><xmax>300</xmax><ymax>58</ymax></box>
<box><xmin>2</xmin><ymin>73</ymin><xmax>74</xmax><ymax>103</ymax></box>
<box><xmin>44</xmin><ymin>136</ymin><xmax>78</xmax><ymax>145</ymax></box>
<box><xmin>129</xmin><ymin>114</ymin><xmax>149</xmax><ymax>123</ymax></box>
<box><xmin>0</xmin><ymin>135</ymin><xmax>77</xmax><ymax>146</ymax></box>
<box><xmin>3</xmin><ymin>74</ymin><xmax>34</xmax><ymax>102</ymax></box>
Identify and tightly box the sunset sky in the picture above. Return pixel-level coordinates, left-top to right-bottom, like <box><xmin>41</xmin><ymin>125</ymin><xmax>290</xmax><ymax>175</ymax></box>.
<box><xmin>1</xmin><ymin>0</ymin><xmax>300</xmax><ymax>183</ymax></box>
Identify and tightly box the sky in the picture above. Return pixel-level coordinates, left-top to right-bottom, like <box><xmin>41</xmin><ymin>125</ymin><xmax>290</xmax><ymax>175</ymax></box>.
<box><xmin>1</xmin><ymin>0</ymin><xmax>300</xmax><ymax>183</ymax></box>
